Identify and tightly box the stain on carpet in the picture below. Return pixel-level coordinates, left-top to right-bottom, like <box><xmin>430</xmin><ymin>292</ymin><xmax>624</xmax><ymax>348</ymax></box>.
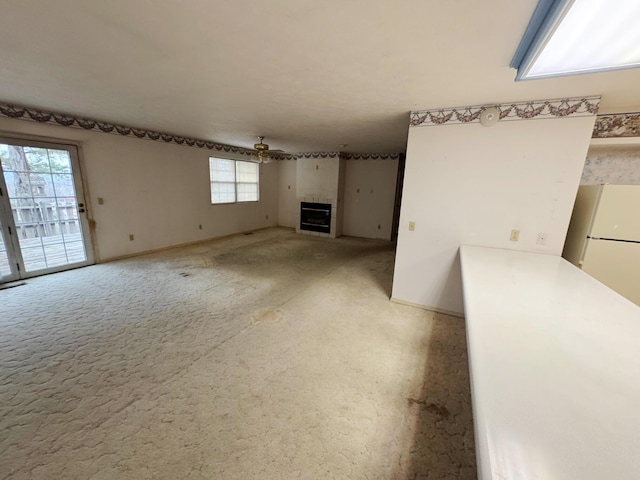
<box><xmin>407</xmin><ymin>398</ymin><xmax>450</xmax><ymax>419</ymax></box>
<box><xmin>251</xmin><ymin>307</ymin><xmax>283</xmax><ymax>324</ymax></box>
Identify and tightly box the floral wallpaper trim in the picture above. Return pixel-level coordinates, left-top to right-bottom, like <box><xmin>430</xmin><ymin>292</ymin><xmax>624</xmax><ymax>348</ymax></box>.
<box><xmin>592</xmin><ymin>113</ymin><xmax>640</xmax><ymax>138</ymax></box>
<box><xmin>409</xmin><ymin>96</ymin><xmax>601</xmax><ymax>127</ymax></box>
<box><xmin>0</xmin><ymin>102</ymin><xmax>293</xmax><ymax>159</ymax></box>
<box><xmin>294</xmin><ymin>153</ymin><xmax>400</xmax><ymax>160</ymax></box>
<box><xmin>340</xmin><ymin>153</ymin><xmax>400</xmax><ymax>160</ymax></box>
<box><xmin>295</xmin><ymin>152</ymin><xmax>340</xmax><ymax>159</ymax></box>
<box><xmin>0</xmin><ymin>103</ymin><xmax>400</xmax><ymax>161</ymax></box>
<box><xmin>270</xmin><ymin>153</ymin><xmax>297</xmax><ymax>160</ymax></box>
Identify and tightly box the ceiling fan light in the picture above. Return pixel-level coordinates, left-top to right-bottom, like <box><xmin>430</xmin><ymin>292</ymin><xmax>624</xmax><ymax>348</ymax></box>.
<box><xmin>254</xmin><ymin>136</ymin><xmax>269</xmax><ymax>151</ymax></box>
<box><xmin>253</xmin><ymin>136</ymin><xmax>271</xmax><ymax>163</ymax></box>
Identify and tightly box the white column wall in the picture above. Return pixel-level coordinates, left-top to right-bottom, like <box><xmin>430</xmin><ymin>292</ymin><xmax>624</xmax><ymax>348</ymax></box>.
<box><xmin>392</xmin><ymin>116</ymin><xmax>596</xmax><ymax>316</ymax></box>
<box><xmin>277</xmin><ymin>160</ymin><xmax>297</xmax><ymax>228</ymax></box>
<box><xmin>295</xmin><ymin>156</ymin><xmax>341</xmax><ymax>238</ymax></box>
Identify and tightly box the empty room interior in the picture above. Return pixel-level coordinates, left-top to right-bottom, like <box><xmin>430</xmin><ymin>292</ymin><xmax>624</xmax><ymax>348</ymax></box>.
<box><xmin>2</xmin><ymin>1</ymin><xmax>640</xmax><ymax>479</ymax></box>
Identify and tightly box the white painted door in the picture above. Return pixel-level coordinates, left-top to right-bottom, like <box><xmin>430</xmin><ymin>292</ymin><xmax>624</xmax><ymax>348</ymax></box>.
<box><xmin>0</xmin><ymin>138</ymin><xmax>94</xmax><ymax>281</ymax></box>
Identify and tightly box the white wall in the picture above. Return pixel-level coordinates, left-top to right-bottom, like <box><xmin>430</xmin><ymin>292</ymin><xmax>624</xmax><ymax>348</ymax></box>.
<box><xmin>342</xmin><ymin>159</ymin><xmax>398</xmax><ymax>240</ymax></box>
<box><xmin>296</xmin><ymin>156</ymin><xmax>340</xmax><ymax>199</ymax></box>
<box><xmin>392</xmin><ymin>116</ymin><xmax>596</xmax><ymax>316</ymax></box>
<box><xmin>0</xmin><ymin>118</ymin><xmax>278</xmax><ymax>261</ymax></box>
<box><xmin>277</xmin><ymin>160</ymin><xmax>297</xmax><ymax>228</ymax></box>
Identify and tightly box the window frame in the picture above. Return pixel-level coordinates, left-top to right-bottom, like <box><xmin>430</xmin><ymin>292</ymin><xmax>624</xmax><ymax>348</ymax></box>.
<box><xmin>209</xmin><ymin>157</ymin><xmax>260</xmax><ymax>205</ymax></box>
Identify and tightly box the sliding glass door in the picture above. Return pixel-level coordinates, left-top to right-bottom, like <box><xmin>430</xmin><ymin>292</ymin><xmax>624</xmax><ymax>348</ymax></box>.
<box><xmin>0</xmin><ymin>138</ymin><xmax>94</xmax><ymax>282</ymax></box>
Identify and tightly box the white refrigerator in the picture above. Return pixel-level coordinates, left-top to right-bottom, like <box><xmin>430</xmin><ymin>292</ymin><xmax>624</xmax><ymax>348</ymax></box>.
<box><xmin>563</xmin><ymin>185</ymin><xmax>640</xmax><ymax>307</ymax></box>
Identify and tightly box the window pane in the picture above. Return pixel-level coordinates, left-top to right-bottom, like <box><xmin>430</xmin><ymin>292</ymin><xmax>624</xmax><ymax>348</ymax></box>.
<box><xmin>0</xmin><ymin>143</ymin><xmax>14</xmax><ymax>171</ymax></box>
<box><xmin>211</xmin><ymin>182</ymin><xmax>236</xmax><ymax>204</ymax></box>
<box><xmin>30</xmin><ymin>173</ymin><xmax>55</xmax><ymax>197</ymax></box>
<box><xmin>43</xmin><ymin>243</ymin><xmax>69</xmax><ymax>268</ymax></box>
<box><xmin>236</xmin><ymin>161</ymin><xmax>258</xmax><ymax>182</ymax></box>
<box><xmin>63</xmin><ymin>241</ymin><xmax>87</xmax><ymax>264</ymax></box>
<box><xmin>3</xmin><ymin>172</ymin><xmax>17</xmax><ymax>197</ymax></box>
<box><xmin>47</xmin><ymin>149</ymin><xmax>72</xmax><ymax>173</ymax></box>
<box><xmin>237</xmin><ymin>183</ymin><xmax>258</xmax><ymax>202</ymax></box>
<box><xmin>236</xmin><ymin>161</ymin><xmax>259</xmax><ymax>202</ymax></box>
<box><xmin>52</xmin><ymin>174</ymin><xmax>77</xmax><ymax>198</ymax></box>
<box><xmin>21</xmin><ymin>246</ymin><xmax>47</xmax><ymax>271</ymax></box>
<box><xmin>3</xmin><ymin>171</ymin><xmax>31</xmax><ymax>198</ymax></box>
<box><xmin>23</xmin><ymin>147</ymin><xmax>52</xmax><ymax>173</ymax></box>
<box><xmin>209</xmin><ymin>157</ymin><xmax>235</xmax><ymax>182</ymax></box>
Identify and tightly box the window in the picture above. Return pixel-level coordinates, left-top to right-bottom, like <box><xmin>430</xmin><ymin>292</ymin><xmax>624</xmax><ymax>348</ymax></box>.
<box><xmin>209</xmin><ymin>157</ymin><xmax>259</xmax><ymax>204</ymax></box>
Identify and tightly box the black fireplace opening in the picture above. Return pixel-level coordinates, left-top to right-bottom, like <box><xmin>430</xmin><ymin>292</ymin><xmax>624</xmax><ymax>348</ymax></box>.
<box><xmin>300</xmin><ymin>202</ymin><xmax>331</xmax><ymax>233</ymax></box>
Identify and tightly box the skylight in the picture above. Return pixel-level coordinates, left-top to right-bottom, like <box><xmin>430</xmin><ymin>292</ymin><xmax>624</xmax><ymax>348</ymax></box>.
<box><xmin>511</xmin><ymin>0</ymin><xmax>640</xmax><ymax>80</ymax></box>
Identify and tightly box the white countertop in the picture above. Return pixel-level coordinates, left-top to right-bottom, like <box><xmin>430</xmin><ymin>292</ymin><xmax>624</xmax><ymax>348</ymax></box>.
<box><xmin>460</xmin><ymin>245</ymin><xmax>640</xmax><ymax>480</ymax></box>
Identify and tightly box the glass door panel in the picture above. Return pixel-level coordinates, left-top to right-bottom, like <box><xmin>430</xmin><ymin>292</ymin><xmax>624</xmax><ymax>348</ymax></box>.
<box><xmin>0</xmin><ymin>140</ymin><xmax>93</xmax><ymax>281</ymax></box>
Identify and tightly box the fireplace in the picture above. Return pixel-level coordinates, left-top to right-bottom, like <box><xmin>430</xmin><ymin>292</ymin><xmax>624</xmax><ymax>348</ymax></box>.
<box><xmin>300</xmin><ymin>202</ymin><xmax>331</xmax><ymax>234</ymax></box>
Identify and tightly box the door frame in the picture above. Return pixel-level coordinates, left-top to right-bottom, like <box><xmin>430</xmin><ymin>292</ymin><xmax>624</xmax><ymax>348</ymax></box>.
<box><xmin>0</xmin><ymin>172</ymin><xmax>21</xmax><ymax>282</ymax></box>
<box><xmin>0</xmin><ymin>136</ymin><xmax>95</xmax><ymax>280</ymax></box>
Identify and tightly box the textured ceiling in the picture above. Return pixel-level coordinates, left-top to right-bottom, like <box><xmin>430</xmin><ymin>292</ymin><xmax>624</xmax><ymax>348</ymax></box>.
<box><xmin>2</xmin><ymin>0</ymin><xmax>640</xmax><ymax>154</ymax></box>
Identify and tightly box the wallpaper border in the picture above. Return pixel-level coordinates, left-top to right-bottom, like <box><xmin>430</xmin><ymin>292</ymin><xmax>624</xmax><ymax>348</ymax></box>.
<box><xmin>409</xmin><ymin>96</ymin><xmax>601</xmax><ymax>127</ymax></box>
<box><xmin>295</xmin><ymin>152</ymin><xmax>340</xmax><ymax>159</ymax></box>
<box><xmin>0</xmin><ymin>102</ymin><xmax>269</xmax><ymax>158</ymax></box>
<box><xmin>0</xmin><ymin>103</ymin><xmax>402</xmax><ymax>161</ymax></box>
<box><xmin>294</xmin><ymin>153</ymin><xmax>400</xmax><ymax>160</ymax></box>
<box><xmin>340</xmin><ymin>153</ymin><xmax>400</xmax><ymax>160</ymax></box>
<box><xmin>7</xmin><ymin>100</ymin><xmax>636</xmax><ymax>160</ymax></box>
<box><xmin>593</xmin><ymin>112</ymin><xmax>640</xmax><ymax>138</ymax></box>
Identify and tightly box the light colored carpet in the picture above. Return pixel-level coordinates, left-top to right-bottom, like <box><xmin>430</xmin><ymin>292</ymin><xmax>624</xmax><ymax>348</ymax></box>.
<box><xmin>0</xmin><ymin>228</ymin><xmax>475</xmax><ymax>479</ymax></box>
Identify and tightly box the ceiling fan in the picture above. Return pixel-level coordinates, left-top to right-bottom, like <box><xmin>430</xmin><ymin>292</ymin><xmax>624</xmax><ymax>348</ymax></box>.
<box><xmin>252</xmin><ymin>136</ymin><xmax>284</xmax><ymax>163</ymax></box>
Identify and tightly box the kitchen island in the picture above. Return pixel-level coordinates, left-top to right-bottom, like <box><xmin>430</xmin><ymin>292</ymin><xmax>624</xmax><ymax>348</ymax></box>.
<box><xmin>460</xmin><ymin>245</ymin><xmax>640</xmax><ymax>480</ymax></box>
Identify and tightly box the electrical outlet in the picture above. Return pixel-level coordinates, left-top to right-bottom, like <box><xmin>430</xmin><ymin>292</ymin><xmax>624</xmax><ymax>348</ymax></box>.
<box><xmin>97</xmin><ymin>197</ymin><xmax>104</xmax><ymax>205</ymax></box>
<box><xmin>129</xmin><ymin>234</ymin><xmax>134</xmax><ymax>241</ymax></box>
<box><xmin>510</xmin><ymin>229</ymin><xmax>520</xmax><ymax>242</ymax></box>
<box><xmin>409</xmin><ymin>221</ymin><xmax>416</xmax><ymax>231</ymax></box>
<box><xmin>537</xmin><ymin>232</ymin><xmax>547</xmax><ymax>245</ymax></box>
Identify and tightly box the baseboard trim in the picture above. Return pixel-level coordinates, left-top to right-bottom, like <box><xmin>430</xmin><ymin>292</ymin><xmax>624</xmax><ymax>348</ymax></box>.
<box><xmin>101</xmin><ymin>226</ymin><xmax>275</xmax><ymax>263</ymax></box>
<box><xmin>0</xmin><ymin>280</ymin><xmax>27</xmax><ymax>290</ymax></box>
<box><xmin>390</xmin><ymin>297</ymin><xmax>464</xmax><ymax>319</ymax></box>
